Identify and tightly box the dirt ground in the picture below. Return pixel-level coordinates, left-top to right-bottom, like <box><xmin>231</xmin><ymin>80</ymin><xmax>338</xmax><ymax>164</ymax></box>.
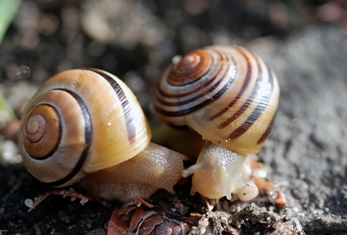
<box><xmin>1</xmin><ymin>0</ymin><xmax>347</xmax><ymax>234</ymax></box>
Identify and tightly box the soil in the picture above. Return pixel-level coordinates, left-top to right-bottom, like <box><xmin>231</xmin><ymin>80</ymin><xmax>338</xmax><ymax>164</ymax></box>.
<box><xmin>1</xmin><ymin>0</ymin><xmax>347</xmax><ymax>234</ymax></box>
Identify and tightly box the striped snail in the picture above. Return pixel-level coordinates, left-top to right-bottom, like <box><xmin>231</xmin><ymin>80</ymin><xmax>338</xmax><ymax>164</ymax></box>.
<box><xmin>19</xmin><ymin>68</ymin><xmax>186</xmax><ymax>202</ymax></box>
<box><xmin>154</xmin><ymin>45</ymin><xmax>280</xmax><ymax>204</ymax></box>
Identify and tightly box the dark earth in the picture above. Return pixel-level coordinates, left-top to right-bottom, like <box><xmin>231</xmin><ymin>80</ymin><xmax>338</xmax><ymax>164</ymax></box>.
<box><xmin>1</xmin><ymin>0</ymin><xmax>347</xmax><ymax>234</ymax></box>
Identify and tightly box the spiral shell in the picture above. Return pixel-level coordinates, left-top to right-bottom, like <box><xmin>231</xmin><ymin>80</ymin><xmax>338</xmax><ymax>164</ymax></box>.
<box><xmin>19</xmin><ymin>68</ymin><xmax>151</xmax><ymax>187</ymax></box>
<box><xmin>154</xmin><ymin>45</ymin><xmax>280</xmax><ymax>155</ymax></box>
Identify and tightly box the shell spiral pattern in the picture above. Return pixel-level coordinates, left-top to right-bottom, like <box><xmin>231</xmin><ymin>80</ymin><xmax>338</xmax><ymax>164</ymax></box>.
<box><xmin>154</xmin><ymin>45</ymin><xmax>280</xmax><ymax>155</ymax></box>
<box><xmin>19</xmin><ymin>68</ymin><xmax>151</xmax><ymax>187</ymax></box>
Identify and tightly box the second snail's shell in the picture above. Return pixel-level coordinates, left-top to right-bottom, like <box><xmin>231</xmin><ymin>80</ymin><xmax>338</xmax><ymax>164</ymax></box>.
<box><xmin>154</xmin><ymin>45</ymin><xmax>280</xmax><ymax>155</ymax></box>
<box><xmin>19</xmin><ymin>68</ymin><xmax>151</xmax><ymax>187</ymax></box>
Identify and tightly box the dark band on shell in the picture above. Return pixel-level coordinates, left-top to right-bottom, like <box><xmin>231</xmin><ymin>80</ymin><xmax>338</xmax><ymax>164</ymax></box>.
<box><xmin>155</xmin><ymin>48</ymin><xmax>236</xmax><ymax>117</ymax></box>
<box><xmin>84</xmin><ymin>68</ymin><xmax>136</xmax><ymax>143</ymax></box>
<box><xmin>20</xmin><ymin>68</ymin><xmax>148</xmax><ymax>187</ymax></box>
<box><xmin>215</xmin><ymin>50</ymin><xmax>274</xmax><ymax>142</ymax></box>
<box><xmin>154</xmin><ymin>45</ymin><xmax>280</xmax><ymax>155</ymax></box>
<box><xmin>47</xmin><ymin>90</ymin><xmax>92</xmax><ymax>186</ymax></box>
<box><xmin>23</xmin><ymin>104</ymin><xmax>62</xmax><ymax>160</ymax></box>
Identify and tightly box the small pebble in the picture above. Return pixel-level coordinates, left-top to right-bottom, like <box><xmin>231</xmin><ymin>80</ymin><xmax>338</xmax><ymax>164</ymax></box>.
<box><xmin>24</xmin><ymin>198</ymin><xmax>34</xmax><ymax>209</ymax></box>
<box><xmin>17</xmin><ymin>65</ymin><xmax>31</xmax><ymax>80</ymax></box>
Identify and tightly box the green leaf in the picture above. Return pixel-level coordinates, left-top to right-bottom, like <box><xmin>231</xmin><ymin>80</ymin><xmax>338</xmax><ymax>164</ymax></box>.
<box><xmin>0</xmin><ymin>90</ymin><xmax>15</xmax><ymax>122</ymax></box>
<box><xmin>0</xmin><ymin>0</ymin><xmax>22</xmax><ymax>121</ymax></box>
<box><xmin>0</xmin><ymin>0</ymin><xmax>22</xmax><ymax>45</ymax></box>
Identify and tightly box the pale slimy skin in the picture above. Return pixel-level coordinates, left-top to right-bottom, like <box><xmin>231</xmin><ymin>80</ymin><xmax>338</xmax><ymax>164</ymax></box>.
<box><xmin>182</xmin><ymin>141</ymin><xmax>259</xmax><ymax>204</ymax></box>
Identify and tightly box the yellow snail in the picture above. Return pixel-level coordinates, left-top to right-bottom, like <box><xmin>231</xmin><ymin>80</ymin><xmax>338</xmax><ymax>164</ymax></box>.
<box><xmin>18</xmin><ymin>68</ymin><xmax>186</xmax><ymax>202</ymax></box>
<box><xmin>154</xmin><ymin>45</ymin><xmax>280</xmax><ymax>204</ymax></box>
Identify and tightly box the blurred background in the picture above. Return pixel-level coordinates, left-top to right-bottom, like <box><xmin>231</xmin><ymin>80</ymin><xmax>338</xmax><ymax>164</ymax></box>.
<box><xmin>1</xmin><ymin>0</ymin><xmax>347</xmax><ymax>234</ymax></box>
<box><xmin>0</xmin><ymin>0</ymin><xmax>344</xmax><ymax>119</ymax></box>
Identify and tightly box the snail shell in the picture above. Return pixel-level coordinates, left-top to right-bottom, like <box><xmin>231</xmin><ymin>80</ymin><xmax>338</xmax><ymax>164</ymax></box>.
<box><xmin>154</xmin><ymin>45</ymin><xmax>280</xmax><ymax>202</ymax></box>
<box><xmin>19</xmin><ymin>68</ymin><xmax>186</xmax><ymax>202</ymax></box>
<box><xmin>154</xmin><ymin>45</ymin><xmax>279</xmax><ymax>155</ymax></box>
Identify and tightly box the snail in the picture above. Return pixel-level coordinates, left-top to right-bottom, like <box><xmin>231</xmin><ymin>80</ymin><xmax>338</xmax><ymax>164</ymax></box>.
<box><xmin>154</xmin><ymin>45</ymin><xmax>280</xmax><ymax>204</ymax></box>
<box><xmin>18</xmin><ymin>68</ymin><xmax>186</xmax><ymax>202</ymax></box>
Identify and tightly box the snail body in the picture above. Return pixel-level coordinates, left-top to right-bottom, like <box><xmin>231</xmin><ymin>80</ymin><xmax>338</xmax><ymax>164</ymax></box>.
<box><xmin>19</xmin><ymin>68</ymin><xmax>186</xmax><ymax>202</ymax></box>
<box><xmin>154</xmin><ymin>45</ymin><xmax>280</xmax><ymax>202</ymax></box>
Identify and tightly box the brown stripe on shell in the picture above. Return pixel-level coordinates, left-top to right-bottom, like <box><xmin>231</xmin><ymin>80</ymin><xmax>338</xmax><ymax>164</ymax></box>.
<box><xmin>154</xmin><ymin>48</ymin><xmax>236</xmax><ymax>117</ymax></box>
<box><xmin>217</xmin><ymin>48</ymin><xmax>262</xmax><ymax>129</ymax></box>
<box><xmin>84</xmin><ymin>68</ymin><xmax>136</xmax><ymax>143</ymax></box>
<box><xmin>167</xmin><ymin>50</ymin><xmax>212</xmax><ymax>86</ymax></box>
<box><xmin>46</xmin><ymin>89</ymin><xmax>92</xmax><ymax>187</ymax></box>
<box><xmin>156</xmin><ymin>67</ymin><xmax>215</xmax><ymax>98</ymax></box>
<box><xmin>154</xmin><ymin>75</ymin><xmax>232</xmax><ymax>117</ymax></box>
<box><xmin>155</xmin><ymin>64</ymin><xmax>226</xmax><ymax>107</ymax></box>
<box><xmin>156</xmin><ymin>48</ymin><xmax>234</xmax><ymax>99</ymax></box>
<box><xmin>256</xmin><ymin>66</ymin><xmax>277</xmax><ymax>144</ymax></box>
<box><xmin>228</xmin><ymin>59</ymin><xmax>274</xmax><ymax>140</ymax></box>
<box><xmin>25</xmin><ymin>104</ymin><xmax>62</xmax><ymax>160</ymax></box>
<box><xmin>257</xmin><ymin>111</ymin><xmax>276</xmax><ymax>144</ymax></box>
<box><xmin>210</xmin><ymin>47</ymin><xmax>254</xmax><ymax>122</ymax></box>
